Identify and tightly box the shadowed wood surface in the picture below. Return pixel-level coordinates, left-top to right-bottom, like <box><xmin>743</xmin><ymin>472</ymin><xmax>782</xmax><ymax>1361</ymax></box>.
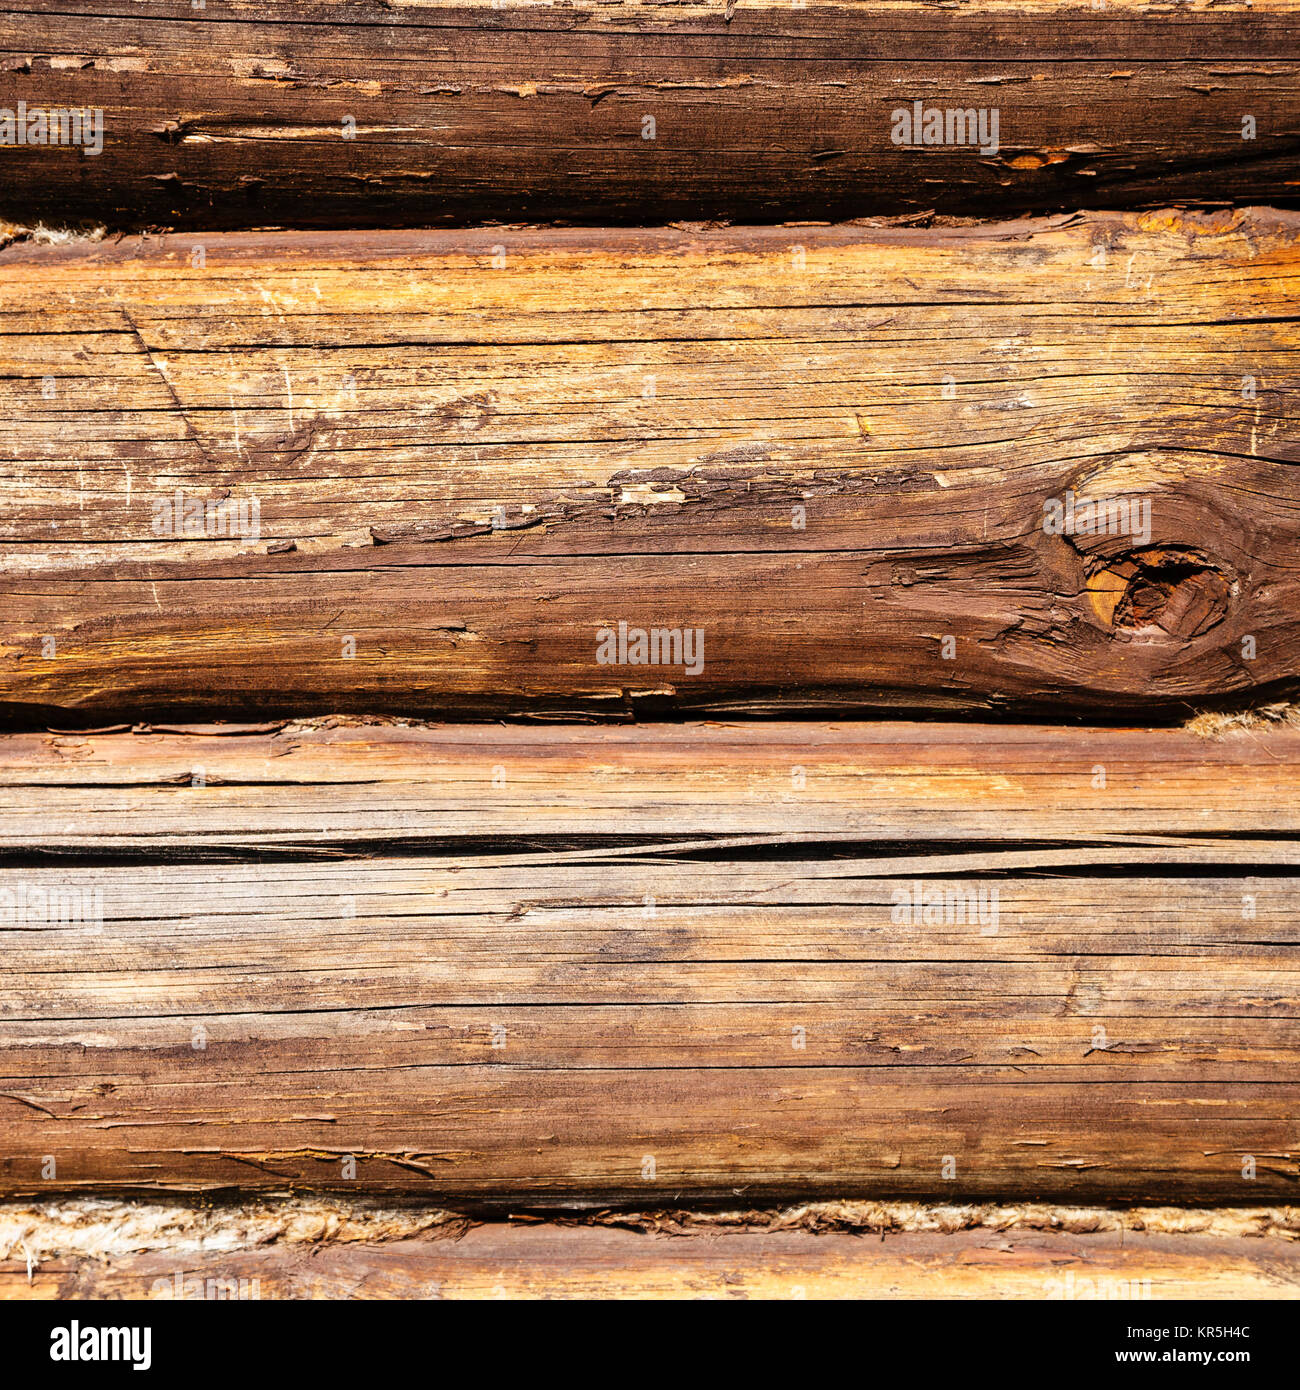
<box><xmin>2</xmin><ymin>209</ymin><xmax>1298</xmax><ymax>721</ymax></box>
<box><xmin>0</xmin><ymin>1</ymin><xmax>1297</xmax><ymax>230</ymax></box>
<box><xmin>0</xmin><ymin>721</ymin><xmax>1295</xmax><ymax>1201</ymax></box>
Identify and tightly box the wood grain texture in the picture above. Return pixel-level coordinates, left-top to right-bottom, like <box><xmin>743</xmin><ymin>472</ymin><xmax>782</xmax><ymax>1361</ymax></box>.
<box><xmin>6</xmin><ymin>1227</ymin><xmax>1299</xmax><ymax>1301</ymax></box>
<box><xmin>0</xmin><ymin>1</ymin><xmax>1296</xmax><ymax>229</ymax></box>
<box><xmin>5</xmin><ymin>718</ymin><xmax>1300</xmax><ymax>851</ymax></box>
<box><xmin>0</xmin><ymin>721</ymin><xmax>1296</xmax><ymax>1201</ymax></box>
<box><xmin>2</xmin><ymin>209</ymin><xmax>1298</xmax><ymax>721</ymax></box>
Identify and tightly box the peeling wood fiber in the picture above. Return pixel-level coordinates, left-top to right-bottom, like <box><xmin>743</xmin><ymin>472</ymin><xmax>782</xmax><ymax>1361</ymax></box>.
<box><xmin>0</xmin><ymin>1</ymin><xmax>1297</xmax><ymax>229</ymax></box>
<box><xmin>2</xmin><ymin>208</ymin><xmax>1298</xmax><ymax>721</ymax></box>
<box><xmin>7</xmin><ymin>1195</ymin><xmax>1300</xmax><ymax>1258</ymax></box>
<box><xmin>4</xmin><ymin>1198</ymin><xmax>1298</xmax><ymax>1298</ymax></box>
<box><xmin>0</xmin><ymin>720</ymin><xmax>1296</xmax><ymax>1202</ymax></box>
<box><xmin>3</xmin><ymin>1202</ymin><xmax>1299</xmax><ymax>1300</ymax></box>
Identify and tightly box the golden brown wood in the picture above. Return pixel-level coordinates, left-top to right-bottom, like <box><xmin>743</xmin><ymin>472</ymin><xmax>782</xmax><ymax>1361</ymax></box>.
<box><xmin>2</xmin><ymin>210</ymin><xmax>1298</xmax><ymax>720</ymax></box>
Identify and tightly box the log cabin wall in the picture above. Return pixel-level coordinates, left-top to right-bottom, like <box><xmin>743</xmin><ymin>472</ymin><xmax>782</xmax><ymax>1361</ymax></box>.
<box><xmin>0</xmin><ymin>0</ymin><xmax>1297</xmax><ymax>1306</ymax></box>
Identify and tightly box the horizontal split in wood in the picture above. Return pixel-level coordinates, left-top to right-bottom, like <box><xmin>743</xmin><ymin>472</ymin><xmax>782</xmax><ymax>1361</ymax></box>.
<box><xmin>0</xmin><ymin>721</ymin><xmax>1295</xmax><ymax>1200</ymax></box>
<box><xmin>0</xmin><ymin>1</ymin><xmax>1297</xmax><ymax>228</ymax></box>
<box><xmin>2</xmin><ymin>210</ymin><xmax>1298</xmax><ymax>720</ymax></box>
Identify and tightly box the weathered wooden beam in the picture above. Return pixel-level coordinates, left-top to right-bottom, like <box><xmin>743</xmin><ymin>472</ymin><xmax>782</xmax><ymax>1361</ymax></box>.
<box><xmin>0</xmin><ymin>1</ymin><xmax>1296</xmax><ymax>229</ymax></box>
<box><xmin>2</xmin><ymin>211</ymin><xmax>1298</xmax><ymax>720</ymax></box>
<box><xmin>0</xmin><ymin>721</ymin><xmax>1295</xmax><ymax>1201</ymax></box>
<box><xmin>4</xmin><ymin>718</ymin><xmax>1300</xmax><ymax>851</ymax></box>
<box><xmin>3</xmin><ymin>1198</ymin><xmax>1298</xmax><ymax>1300</ymax></box>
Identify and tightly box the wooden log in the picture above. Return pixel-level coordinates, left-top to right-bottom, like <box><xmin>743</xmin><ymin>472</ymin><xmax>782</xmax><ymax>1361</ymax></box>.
<box><xmin>0</xmin><ymin>721</ymin><xmax>1296</xmax><ymax>1201</ymax></box>
<box><xmin>4</xmin><ymin>1198</ymin><xmax>1299</xmax><ymax>1300</ymax></box>
<box><xmin>4</xmin><ymin>718</ymin><xmax>1300</xmax><ymax>851</ymax></box>
<box><xmin>20</xmin><ymin>1231</ymin><xmax>1290</xmax><ymax>1301</ymax></box>
<box><xmin>2</xmin><ymin>210</ymin><xmax>1298</xmax><ymax>720</ymax></box>
<box><xmin>0</xmin><ymin>1</ymin><xmax>1297</xmax><ymax>230</ymax></box>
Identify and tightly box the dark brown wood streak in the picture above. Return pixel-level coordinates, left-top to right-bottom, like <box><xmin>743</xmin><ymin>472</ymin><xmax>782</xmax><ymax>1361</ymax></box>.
<box><xmin>0</xmin><ymin>1</ymin><xmax>1295</xmax><ymax>231</ymax></box>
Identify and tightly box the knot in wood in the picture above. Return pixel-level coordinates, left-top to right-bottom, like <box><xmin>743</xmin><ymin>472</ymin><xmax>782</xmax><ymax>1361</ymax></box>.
<box><xmin>1085</xmin><ymin>547</ymin><xmax>1232</xmax><ymax>640</ymax></box>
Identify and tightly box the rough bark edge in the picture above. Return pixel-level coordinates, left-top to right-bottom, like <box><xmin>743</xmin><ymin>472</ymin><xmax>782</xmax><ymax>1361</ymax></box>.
<box><xmin>0</xmin><ymin>221</ymin><xmax>105</xmax><ymax>252</ymax></box>
<box><xmin>1185</xmin><ymin>702</ymin><xmax>1300</xmax><ymax>739</ymax></box>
